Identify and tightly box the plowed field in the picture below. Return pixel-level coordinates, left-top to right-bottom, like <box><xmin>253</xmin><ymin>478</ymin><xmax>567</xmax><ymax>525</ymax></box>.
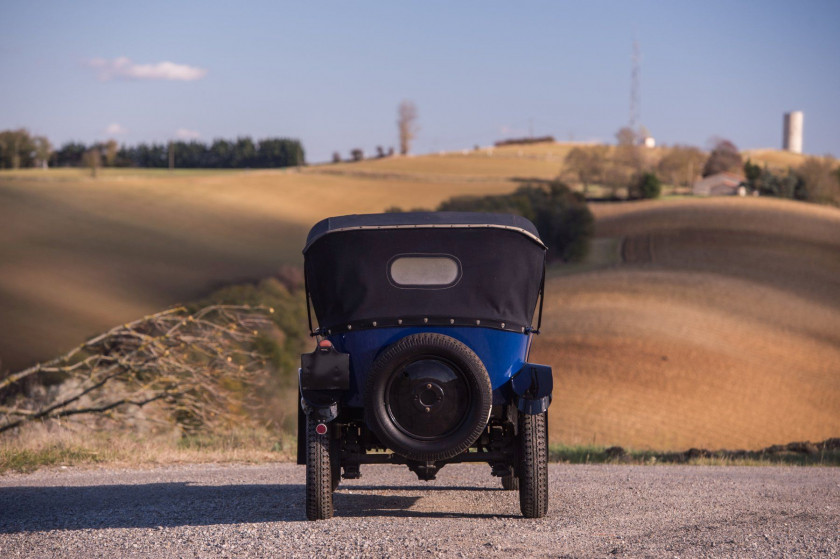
<box><xmin>533</xmin><ymin>198</ymin><xmax>840</xmax><ymax>449</ymax></box>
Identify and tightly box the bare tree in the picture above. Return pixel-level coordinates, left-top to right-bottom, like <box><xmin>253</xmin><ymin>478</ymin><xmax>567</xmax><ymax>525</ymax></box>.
<box><xmin>564</xmin><ymin>146</ymin><xmax>608</xmax><ymax>196</ymax></box>
<box><xmin>702</xmin><ymin>139</ymin><xmax>742</xmax><ymax>177</ymax></box>
<box><xmin>602</xmin><ymin>163</ymin><xmax>633</xmax><ymax>199</ymax></box>
<box><xmin>615</xmin><ymin>126</ymin><xmax>637</xmax><ymax>147</ymax></box>
<box><xmin>83</xmin><ymin>148</ymin><xmax>101</xmax><ymax>178</ymax></box>
<box><xmin>34</xmin><ymin>136</ymin><xmax>52</xmax><ymax>169</ymax></box>
<box><xmin>797</xmin><ymin>156</ymin><xmax>840</xmax><ymax>205</ymax></box>
<box><xmin>0</xmin><ymin>305</ymin><xmax>274</xmax><ymax>434</ymax></box>
<box><xmin>397</xmin><ymin>100</ymin><xmax>418</xmax><ymax>155</ymax></box>
<box><xmin>657</xmin><ymin>145</ymin><xmax>706</xmax><ymax>187</ymax></box>
<box><xmin>104</xmin><ymin>139</ymin><xmax>119</xmax><ymax>167</ymax></box>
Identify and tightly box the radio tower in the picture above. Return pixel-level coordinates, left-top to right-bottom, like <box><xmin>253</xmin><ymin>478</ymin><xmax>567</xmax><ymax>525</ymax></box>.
<box><xmin>629</xmin><ymin>39</ymin><xmax>640</xmax><ymax>133</ymax></box>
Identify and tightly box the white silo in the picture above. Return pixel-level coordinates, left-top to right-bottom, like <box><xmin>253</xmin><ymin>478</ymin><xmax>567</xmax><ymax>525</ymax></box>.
<box><xmin>783</xmin><ymin>111</ymin><xmax>803</xmax><ymax>153</ymax></box>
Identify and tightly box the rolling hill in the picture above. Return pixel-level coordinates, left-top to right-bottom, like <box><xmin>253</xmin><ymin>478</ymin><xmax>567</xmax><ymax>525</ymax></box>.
<box><xmin>534</xmin><ymin>197</ymin><xmax>840</xmax><ymax>449</ymax></box>
<box><xmin>1</xmin><ymin>144</ymin><xmax>838</xmax><ymax>450</ymax></box>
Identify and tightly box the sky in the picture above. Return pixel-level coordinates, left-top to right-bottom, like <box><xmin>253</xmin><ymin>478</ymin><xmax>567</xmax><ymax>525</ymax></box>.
<box><xmin>1</xmin><ymin>0</ymin><xmax>838</xmax><ymax>163</ymax></box>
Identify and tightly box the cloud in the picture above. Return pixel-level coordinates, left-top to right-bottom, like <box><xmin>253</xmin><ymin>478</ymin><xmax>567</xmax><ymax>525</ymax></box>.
<box><xmin>89</xmin><ymin>57</ymin><xmax>207</xmax><ymax>82</ymax></box>
<box><xmin>175</xmin><ymin>128</ymin><xmax>201</xmax><ymax>140</ymax></box>
<box><xmin>105</xmin><ymin>122</ymin><xmax>128</xmax><ymax>135</ymax></box>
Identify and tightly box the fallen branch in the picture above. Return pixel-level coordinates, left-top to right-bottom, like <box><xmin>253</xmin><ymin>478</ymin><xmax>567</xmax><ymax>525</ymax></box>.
<box><xmin>0</xmin><ymin>304</ymin><xmax>275</xmax><ymax>434</ymax></box>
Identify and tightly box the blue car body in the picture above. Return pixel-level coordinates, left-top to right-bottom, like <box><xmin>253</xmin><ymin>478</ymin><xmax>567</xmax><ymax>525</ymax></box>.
<box><xmin>298</xmin><ymin>211</ymin><xmax>554</xmax><ymax>519</ymax></box>
<box><xmin>329</xmin><ymin>326</ymin><xmax>533</xmax><ymax>407</ymax></box>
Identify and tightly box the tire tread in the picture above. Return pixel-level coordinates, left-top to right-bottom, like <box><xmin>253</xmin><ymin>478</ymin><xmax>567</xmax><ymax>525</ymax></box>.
<box><xmin>305</xmin><ymin>415</ymin><xmax>334</xmax><ymax>520</ymax></box>
<box><xmin>517</xmin><ymin>412</ymin><xmax>548</xmax><ymax>518</ymax></box>
<box><xmin>364</xmin><ymin>333</ymin><xmax>492</xmax><ymax>462</ymax></box>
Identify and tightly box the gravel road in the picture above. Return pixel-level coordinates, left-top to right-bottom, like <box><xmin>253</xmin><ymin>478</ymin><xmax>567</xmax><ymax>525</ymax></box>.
<box><xmin>1</xmin><ymin>463</ymin><xmax>837</xmax><ymax>558</ymax></box>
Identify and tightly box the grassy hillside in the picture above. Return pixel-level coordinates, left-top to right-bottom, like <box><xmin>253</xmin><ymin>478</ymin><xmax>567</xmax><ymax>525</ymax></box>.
<box><xmin>2</xmin><ymin>146</ymin><xmax>838</xmax><ymax>451</ymax></box>
<box><xmin>0</xmin><ymin>165</ymin><xmax>519</xmax><ymax>370</ymax></box>
<box><xmin>534</xmin><ymin>197</ymin><xmax>840</xmax><ymax>450</ymax></box>
<box><xmin>741</xmin><ymin>148</ymin><xmax>812</xmax><ymax>170</ymax></box>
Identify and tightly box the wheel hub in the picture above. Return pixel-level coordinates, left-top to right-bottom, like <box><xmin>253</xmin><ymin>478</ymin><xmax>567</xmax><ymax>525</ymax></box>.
<box><xmin>414</xmin><ymin>381</ymin><xmax>444</xmax><ymax>411</ymax></box>
<box><xmin>386</xmin><ymin>357</ymin><xmax>471</xmax><ymax>440</ymax></box>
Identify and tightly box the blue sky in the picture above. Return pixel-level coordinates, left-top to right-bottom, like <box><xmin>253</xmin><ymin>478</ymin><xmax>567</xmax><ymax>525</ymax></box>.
<box><xmin>1</xmin><ymin>1</ymin><xmax>838</xmax><ymax>163</ymax></box>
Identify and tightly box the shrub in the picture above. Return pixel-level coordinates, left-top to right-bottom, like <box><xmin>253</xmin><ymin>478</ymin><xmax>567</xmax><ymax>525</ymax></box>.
<box><xmin>494</xmin><ymin>136</ymin><xmax>555</xmax><ymax>147</ymax></box>
<box><xmin>743</xmin><ymin>159</ymin><xmax>761</xmax><ymax>192</ymax></box>
<box><xmin>437</xmin><ymin>181</ymin><xmax>594</xmax><ymax>263</ymax></box>
<box><xmin>796</xmin><ymin>157</ymin><xmax>840</xmax><ymax>205</ymax></box>
<box><xmin>628</xmin><ymin>172</ymin><xmax>662</xmax><ymax>200</ymax></box>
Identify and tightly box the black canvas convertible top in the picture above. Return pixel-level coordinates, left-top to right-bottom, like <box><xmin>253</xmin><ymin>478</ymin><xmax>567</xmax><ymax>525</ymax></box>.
<box><xmin>304</xmin><ymin>212</ymin><xmax>544</xmax><ymax>252</ymax></box>
<box><xmin>303</xmin><ymin>212</ymin><xmax>546</xmax><ymax>335</ymax></box>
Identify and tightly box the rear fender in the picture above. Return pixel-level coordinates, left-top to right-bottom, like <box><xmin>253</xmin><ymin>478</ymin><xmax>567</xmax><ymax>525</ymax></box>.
<box><xmin>298</xmin><ymin>344</ymin><xmax>350</xmax><ymax>423</ymax></box>
<box><xmin>510</xmin><ymin>363</ymin><xmax>553</xmax><ymax>414</ymax></box>
<box><xmin>295</xmin><ymin>396</ymin><xmax>340</xmax><ymax>465</ymax></box>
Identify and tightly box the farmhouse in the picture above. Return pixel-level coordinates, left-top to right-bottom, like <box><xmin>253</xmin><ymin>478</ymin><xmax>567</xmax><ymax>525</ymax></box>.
<box><xmin>693</xmin><ymin>172</ymin><xmax>747</xmax><ymax>196</ymax></box>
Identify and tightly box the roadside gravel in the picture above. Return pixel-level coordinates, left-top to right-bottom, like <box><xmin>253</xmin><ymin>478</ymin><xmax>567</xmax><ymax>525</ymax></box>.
<box><xmin>1</xmin><ymin>463</ymin><xmax>837</xmax><ymax>558</ymax></box>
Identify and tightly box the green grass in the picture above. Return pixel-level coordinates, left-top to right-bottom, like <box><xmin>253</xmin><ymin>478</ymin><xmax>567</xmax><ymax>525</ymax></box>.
<box><xmin>549</xmin><ymin>444</ymin><xmax>840</xmax><ymax>466</ymax></box>
<box><xmin>176</xmin><ymin>428</ymin><xmax>288</xmax><ymax>454</ymax></box>
<box><xmin>0</xmin><ymin>443</ymin><xmax>104</xmax><ymax>474</ymax></box>
<box><xmin>0</xmin><ymin>428</ymin><xmax>296</xmax><ymax>474</ymax></box>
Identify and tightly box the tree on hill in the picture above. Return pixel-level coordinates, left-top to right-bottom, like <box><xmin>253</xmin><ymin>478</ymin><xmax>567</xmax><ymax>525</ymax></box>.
<box><xmin>743</xmin><ymin>159</ymin><xmax>761</xmax><ymax>192</ymax></box>
<box><xmin>743</xmin><ymin>157</ymin><xmax>839</xmax><ymax>204</ymax></box>
<box><xmin>103</xmin><ymin>139</ymin><xmax>118</xmax><ymax>167</ymax></box>
<box><xmin>232</xmin><ymin>137</ymin><xmax>256</xmax><ymax>167</ymax></box>
<box><xmin>702</xmin><ymin>139</ymin><xmax>742</xmax><ymax>177</ymax></box>
<box><xmin>33</xmin><ymin>136</ymin><xmax>52</xmax><ymax>169</ymax></box>
<box><xmin>615</xmin><ymin>126</ymin><xmax>637</xmax><ymax>147</ymax></box>
<box><xmin>564</xmin><ymin>146</ymin><xmax>608</xmax><ymax>196</ymax></box>
<box><xmin>83</xmin><ymin>148</ymin><xmax>101</xmax><ymax>177</ymax></box>
<box><xmin>613</xmin><ymin>127</ymin><xmax>647</xmax><ymax>185</ymax></box>
<box><xmin>256</xmin><ymin>138</ymin><xmax>303</xmax><ymax>168</ymax></box>
<box><xmin>397</xmin><ymin>100</ymin><xmax>418</xmax><ymax>155</ymax></box>
<box><xmin>794</xmin><ymin>157</ymin><xmax>840</xmax><ymax>205</ymax></box>
<box><xmin>657</xmin><ymin>145</ymin><xmax>706</xmax><ymax>187</ymax></box>
<box><xmin>0</xmin><ymin>129</ymin><xmax>36</xmax><ymax>169</ymax></box>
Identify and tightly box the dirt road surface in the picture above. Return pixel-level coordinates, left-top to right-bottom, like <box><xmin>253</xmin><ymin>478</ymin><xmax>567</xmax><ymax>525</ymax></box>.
<box><xmin>1</xmin><ymin>463</ymin><xmax>837</xmax><ymax>558</ymax></box>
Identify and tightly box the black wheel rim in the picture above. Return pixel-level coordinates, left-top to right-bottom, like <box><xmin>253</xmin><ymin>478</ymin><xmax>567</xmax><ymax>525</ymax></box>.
<box><xmin>385</xmin><ymin>356</ymin><xmax>472</xmax><ymax>440</ymax></box>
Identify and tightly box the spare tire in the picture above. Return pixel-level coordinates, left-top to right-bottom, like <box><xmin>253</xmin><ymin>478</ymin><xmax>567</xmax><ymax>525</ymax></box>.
<box><xmin>364</xmin><ymin>333</ymin><xmax>492</xmax><ymax>461</ymax></box>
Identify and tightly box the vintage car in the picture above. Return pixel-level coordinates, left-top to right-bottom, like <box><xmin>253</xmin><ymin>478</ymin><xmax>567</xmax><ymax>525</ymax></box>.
<box><xmin>297</xmin><ymin>212</ymin><xmax>552</xmax><ymax>520</ymax></box>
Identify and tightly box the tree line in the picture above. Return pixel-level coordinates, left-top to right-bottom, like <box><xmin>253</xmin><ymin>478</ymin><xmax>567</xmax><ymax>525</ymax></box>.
<box><xmin>562</xmin><ymin>128</ymin><xmax>840</xmax><ymax>206</ymax></box>
<box><xmin>0</xmin><ymin>128</ymin><xmax>305</xmax><ymax>169</ymax></box>
<box><xmin>561</xmin><ymin>128</ymin><xmax>681</xmax><ymax>201</ymax></box>
<box><xmin>0</xmin><ymin>129</ymin><xmax>52</xmax><ymax>169</ymax></box>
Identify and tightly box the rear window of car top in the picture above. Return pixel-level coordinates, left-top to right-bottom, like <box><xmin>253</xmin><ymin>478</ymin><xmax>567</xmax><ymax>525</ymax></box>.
<box><xmin>388</xmin><ymin>254</ymin><xmax>461</xmax><ymax>288</ymax></box>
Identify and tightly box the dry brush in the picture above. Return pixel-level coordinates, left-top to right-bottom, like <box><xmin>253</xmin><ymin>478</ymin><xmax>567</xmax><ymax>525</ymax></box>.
<box><xmin>0</xmin><ymin>305</ymin><xmax>276</xmax><ymax>435</ymax></box>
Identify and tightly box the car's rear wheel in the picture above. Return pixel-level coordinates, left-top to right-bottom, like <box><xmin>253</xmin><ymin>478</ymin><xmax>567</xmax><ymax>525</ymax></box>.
<box><xmin>364</xmin><ymin>333</ymin><xmax>492</xmax><ymax>462</ymax></box>
<box><xmin>330</xmin><ymin>436</ymin><xmax>341</xmax><ymax>492</ymax></box>
<box><xmin>502</xmin><ymin>473</ymin><xmax>519</xmax><ymax>490</ymax></box>
<box><xmin>305</xmin><ymin>415</ymin><xmax>334</xmax><ymax>520</ymax></box>
<box><xmin>517</xmin><ymin>411</ymin><xmax>548</xmax><ymax>518</ymax></box>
